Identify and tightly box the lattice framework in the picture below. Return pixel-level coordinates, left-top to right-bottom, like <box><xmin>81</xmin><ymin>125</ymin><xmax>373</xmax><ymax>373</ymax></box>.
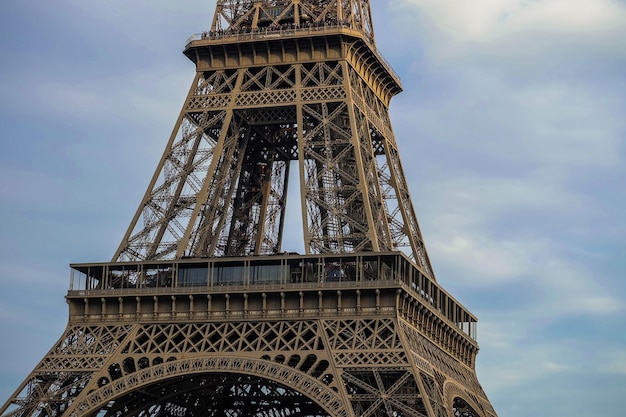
<box><xmin>2</xmin><ymin>296</ymin><xmax>493</xmax><ymax>417</ymax></box>
<box><xmin>210</xmin><ymin>0</ymin><xmax>375</xmax><ymax>45</ymax></box>
<box><xmin>114</xmin><ymin>46</ymin><xmax>433</xmax><ymax>276</ymax></box>
<box><xmin>1</xmin><ymin>1</ymin><xmax>497</xmax><ymax>416</ymax></box>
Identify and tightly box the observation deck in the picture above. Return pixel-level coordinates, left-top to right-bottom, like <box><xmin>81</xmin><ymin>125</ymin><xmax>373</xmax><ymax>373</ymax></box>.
<box><xmin>68</xmin><ymin>252</ymin><xmax>478</xmax><ymax>346</ymax></box>
<box><xmin>183</xmin><ymin>22</ymin><xmax>403</xmax><ymax>103</ymax></box>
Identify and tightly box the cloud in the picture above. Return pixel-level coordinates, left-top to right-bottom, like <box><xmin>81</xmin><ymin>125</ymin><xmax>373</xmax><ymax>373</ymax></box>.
<box><xmin>0</xmin><ymin>67</ymin><xmax>189</xmax><ymax>129</ymax></box>
<box><xmin>477</xmin><ymin>326</ymin><xmax>577</xmax><ymax>388</ymax></box>
<box><xmin>378</xmin><ymin>0</ymin><xmax>626</xmax><ymax>334</ymax></box>
<box><xmin>392</xmin><ymin>65</ymin><xmax>624</xmax><ymax>175</ymax></box>
<box><xmin>393</xmin><ymin>0</ymin><xmax>626</xmax><ymax>43</ymax></box>
<box><xmin>432</xmin><ymin>234</ymin><xmax>528</xmax><ymax>280</ymax></box>
<box><xmin>603</xmin><ymin>350</ymin><xmax>626</xmax><ymax>375</ymax></box>
<box><xmin>381</xmin><ymin>0</ymin><xmax>626</xmax><ymax>96</ymax></box>
<box><xmin>423</xmin><ymin>173</ymin><xmax>624</xmax><ymax>316</ymax></box>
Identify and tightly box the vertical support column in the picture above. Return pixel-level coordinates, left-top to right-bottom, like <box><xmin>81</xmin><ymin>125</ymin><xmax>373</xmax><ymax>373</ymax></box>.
<box><xmin>342</xmin><ymin>61</ymin><xmax>380</xmax><ymax>252</ymax></box>
<box><xmin>113</xmin><ymin>72</ymin><xmax>204</xmax><ymax>261</ymax></box>
<box><xmin>176</xmin><ymin>68</ymin><xmax>247</xmax><ymax>258</ymax></box>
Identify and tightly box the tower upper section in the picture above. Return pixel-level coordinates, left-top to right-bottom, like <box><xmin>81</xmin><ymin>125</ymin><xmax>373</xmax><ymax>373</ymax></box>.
<box><xmin>210</xmin><ymin>0</ymin><xmax>375</xmax><ymax>45</ymax></box>
<box><xmin>184</xmin><ymin>0</ymin><xmax>401</xmax><ymax>105</ymax></box>
<box><xmin>113</xmin><ymin>0</ymin><xmax>433</xmax><ymax>279</ymax></box>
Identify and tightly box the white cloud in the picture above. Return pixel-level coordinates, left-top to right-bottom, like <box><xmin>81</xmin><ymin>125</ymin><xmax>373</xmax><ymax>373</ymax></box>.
<box><xmin>477</xmin><ymin>329</ymin><xmax>577</xmax><ymax>389</ymax></box>
<box><xmin>429</xmin><ymin>175</ymin><xmax>585</xmax><ymax>217</ymax></box>
<box><xmin>394</xmin><ymin>0</ymin><xmax>626</xmax><ymax>42</ymax></box>
<box><xmin>432</xmin><ymin>234</ymin><xmax>528</xmax><ymax>280</ymax></box>
<box><xmin>602</xmin><ymin>350</ymin><xmax>626</xmax><ymax>375</ymax></box>
<box><xmin>538</xmin><ymin>257</ymin><xmax>624</xmax><ymax>316</ymax></box>
<box><xmin>499</xmin><ymin>0</ymin><xmax>626</xmax><ymax>34</ymax></box>
<box><xmin>26</xmin><ymin>69</ymin><xmax>188</xmax><ymax>126</ymax></box>
<box><xmin>393</xmin><ymin>68</ymin><xmax>624</xmax><ymax>175</ymax></box>
<box><xmin>418</xmin><ymin>171</ymin><xmax>624</xmax><ymax>317</ymax></box>
<box><xmin>438</xmin><ymin>229</ymin><xmax>625</xmax><ymax>317</ymax></box>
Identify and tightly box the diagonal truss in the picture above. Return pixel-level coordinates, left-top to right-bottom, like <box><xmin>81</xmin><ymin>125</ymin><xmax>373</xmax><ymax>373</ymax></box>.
<box><xmin>113</xmin><ymin>35</ymin><xmax>435</xmax><ymax>278</ymax></box>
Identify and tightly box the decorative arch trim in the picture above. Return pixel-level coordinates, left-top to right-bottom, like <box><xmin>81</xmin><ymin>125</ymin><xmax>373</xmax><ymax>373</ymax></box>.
<box><xmin>443</xmin><ymin>380</ymin><xmax>483</xmax><ymax>417</ymax></box>
<box><xmin>67</xmin><ymin>356</ymin><xmax>346</xmax><ymax>417</ymax></box>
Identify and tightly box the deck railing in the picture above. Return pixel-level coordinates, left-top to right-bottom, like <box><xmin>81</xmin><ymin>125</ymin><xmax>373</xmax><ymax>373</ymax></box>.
<box><xmin>69</xmin><ymin>251</ymin><xmax>476</xmax><ymax>340</ymax></box>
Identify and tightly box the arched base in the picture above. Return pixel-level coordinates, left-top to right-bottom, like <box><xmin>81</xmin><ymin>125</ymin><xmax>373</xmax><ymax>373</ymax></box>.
<box><xmin>65</xmin><ymin>357</ymin><xmax>344</xmax><ymax>417</ymax></box>
<box><xmin>443</xmin><ymin>381</ymin><xmax>486</xmax><ymax>417</ymax></box>
<box><xmin>89</xmin><ymin>372</ymin><xmax>329</xmax><ymax>417</ymax></box>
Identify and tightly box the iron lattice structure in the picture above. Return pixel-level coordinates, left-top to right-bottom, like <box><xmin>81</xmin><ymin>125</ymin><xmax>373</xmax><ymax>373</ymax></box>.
<box><xmin>1</xmin><ymin>1</ymin><xmax>497</xmax><ymax>417</ymax></box>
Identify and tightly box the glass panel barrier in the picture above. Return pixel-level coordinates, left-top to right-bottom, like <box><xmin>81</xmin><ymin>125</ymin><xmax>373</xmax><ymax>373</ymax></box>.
<box><xmin>214</xmin><ymin>263</ymin><xmax>245</xmax><ymax>286</ymax></box>
<box><xmin>68</xmin><ymin>253</ymin><xmax>478</xmax><ymax>340</ymax></box>
<box><xmin>107</xmin><ymin>265</ymin><xmax>140</xmax><ymax>289</ymax></box>
<box><xmin>70</xmin><ymin>268</ymin><xmax>87</xmax><ymax>291</ymax></box>
<box><xmin>249</xmin><ymin>263</ymin><xmax>283</xmax><ymax>285</ymax></box>
<box><xmin>318</xmin><ymin>257</ymin><xmax>358</xmax><ymax>283</ymax></box>
<box><xmin>301</xmin><ymin>259</ymin><xmax>321</xmax><ymax>283</ymax></box>
<box><xmin>143</xmin><ymin>264</ymin><xmax>174</xmax><ymax>288</ymax></box>
<box><xmin>287</xmin><ymin>259</ymin><xmax>304</xmax><ymax>283</ymax></box>
<box><xmin>178</xmin><ymin>264</ymin><xmax>209</xmax><ymax>287</ymax></box>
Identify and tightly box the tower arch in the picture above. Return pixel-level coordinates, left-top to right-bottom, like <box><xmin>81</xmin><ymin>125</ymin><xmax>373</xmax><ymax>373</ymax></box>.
<box><xmin>67</xmin><ymin>357</ymin><xmax>345</xmax><ymax>417</ymax></box>
<box><xmin>443</xmin><ymin>380</ymin><xmax>488</xmax><ymax>417</ymax></box>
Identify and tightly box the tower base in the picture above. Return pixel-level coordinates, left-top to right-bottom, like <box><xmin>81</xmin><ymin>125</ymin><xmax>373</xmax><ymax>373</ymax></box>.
<box><xmin>1</xmin><ymin>252</ymin><xmax>496</xmax><ymax>417</ymax></box>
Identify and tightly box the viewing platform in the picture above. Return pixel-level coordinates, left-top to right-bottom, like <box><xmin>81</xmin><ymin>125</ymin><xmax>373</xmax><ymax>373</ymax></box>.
<box><xmin>183</xmin><ymin>22</ymin><xmax>402</xmax><ymax>95</ymax></box>
<box><xmin>68</xmin><ymin>251</ymin><xmax>477</xmax><ymax>342</ymax></box>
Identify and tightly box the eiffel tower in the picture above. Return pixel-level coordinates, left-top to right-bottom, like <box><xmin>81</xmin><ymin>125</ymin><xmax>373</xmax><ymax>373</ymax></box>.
<box><xmin>1</xmin><ymin>1</ymin><xmax>497</xmax><ymax>416</ymax></box>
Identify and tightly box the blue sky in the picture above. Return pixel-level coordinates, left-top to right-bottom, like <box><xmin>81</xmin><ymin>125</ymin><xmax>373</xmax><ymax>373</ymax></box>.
<box><xmin>1</xmin><ymin>1</ymin><xmax>625</xmax><ymax>416</ymax></box>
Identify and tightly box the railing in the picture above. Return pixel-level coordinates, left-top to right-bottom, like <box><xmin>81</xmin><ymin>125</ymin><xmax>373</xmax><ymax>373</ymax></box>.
<box><xmin>186</xmin><ymin>22</ymin><xmax>366</xmax><ymax>46</ymax></box>
<box><xmin>69</xmin><ymin>251</ymin><xmax>476</xmax><ymax>340</ymax></box>
<box><xmin>70</xmin><ymin>253</ymin><xmax>402</xmax><ymax>291</ymax></box>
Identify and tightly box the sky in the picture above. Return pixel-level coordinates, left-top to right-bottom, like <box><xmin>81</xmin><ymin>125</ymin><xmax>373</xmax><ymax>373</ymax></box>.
<box><xmin>0</xmin><ymin>1</ymin><xmax>625</xmax><ymax>416</ymax></box>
